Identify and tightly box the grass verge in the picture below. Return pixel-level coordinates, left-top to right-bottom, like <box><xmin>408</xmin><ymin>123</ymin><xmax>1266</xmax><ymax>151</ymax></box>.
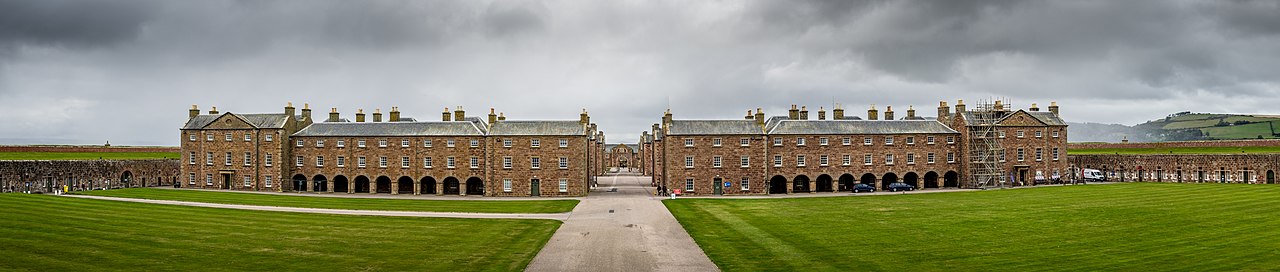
<box><xmin>1067</xmin><ymin>146</ymin><xmax>1280</xmax><ymax>155</ymax></box>
<box><xmin>77</xmin><ymin>188</ymin><xmax>578</xmax><ymax>214</ymax></box>
<box><xmin>0</xmin><ymin>152</ymin><xmax>180</xmax><ymax>160</ymax></box>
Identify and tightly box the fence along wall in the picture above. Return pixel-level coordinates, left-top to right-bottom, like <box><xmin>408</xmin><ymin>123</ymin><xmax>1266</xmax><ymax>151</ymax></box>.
<box><xmin>0</xmin><ymin>159</ymin><xmax>181</xmax><ymax>193</ymax></box>
<box><xmin>1068</xmin><ymin>154</ymin><xmax>1280</xmax><ymax>184</ymax></box>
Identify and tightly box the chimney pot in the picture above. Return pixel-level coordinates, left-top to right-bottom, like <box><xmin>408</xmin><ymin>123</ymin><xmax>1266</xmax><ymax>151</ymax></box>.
<box><xmin>885</xmin><ymin>106</ymin><xmax>895</xmax><ymax>120</ymax></box>
<box><xmin>1049</xmin><ymin>101</ymin><xmax>1060</xmax><ymax>115</ymax></box>
<box><xmin>189</xmin><ymin>104</ymin><xmax>200</xmax><ymax>119</ymax></box>
<box><xmin>867</xmin><ymin>104</ymin><xmax>879</xmax><ymax>120</ymax></box>
<box><xmin>209</xmin><ymin>106</ymin><xmax>219</xmax><ymax>114</ymax></box>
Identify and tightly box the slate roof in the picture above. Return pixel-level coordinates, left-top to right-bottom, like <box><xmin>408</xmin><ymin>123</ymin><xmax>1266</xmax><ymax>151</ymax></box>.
<box><xmin>182</xmin><ymin>113</ymin><xmax>290</xmax><ymax>129</ymax></box>
<box><xmin>1026</xmin><ymin>111</ymin><xmax>1067</xmax><ymax>126</ymax></box>
<box><xmin>292</xmin><ymin>122</ymin><xmax>483</xmax><ymax>137</ymax></box>
<box><xmin>488</xmin><ymin>121</ymin><xmax>586</xmax><ymax>136</ymax></box>
<box><xmin>667</xmin><ymin>120</ymin><xmax>762</xmax><ymax>135</ymax></box>
<box><xmin>767</xmin><ymin>120</ymin><xmax>958</xmax><ymax>135</ymax></box>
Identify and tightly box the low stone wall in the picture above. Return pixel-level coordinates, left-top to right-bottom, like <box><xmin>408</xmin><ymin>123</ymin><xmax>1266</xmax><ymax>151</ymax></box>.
<box><xmin>1068</xmin><ymin>154</ymin><xmax>1280</xmax><ymax>184</ymax></box>
<box><xmin>0</xmin><ymin>159</ymin><xmax>181</xmax><ymax>193</ymax></box>
<box><xmin>1068</xmin><ymin>139</ymin><xmax>1280</xmax><ymax>150</ymax></box>
<box><xmin>0</xmin><ymin>145</ymin><xmax>179</xmax><ymax>153</ymax></box>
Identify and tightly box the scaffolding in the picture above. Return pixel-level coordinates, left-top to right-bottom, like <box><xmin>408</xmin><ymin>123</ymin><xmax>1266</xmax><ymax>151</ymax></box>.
<box><xmin>967</xmin><ymin>99</ymin><xmax>1007</xmax><ymax>188</ymax></box>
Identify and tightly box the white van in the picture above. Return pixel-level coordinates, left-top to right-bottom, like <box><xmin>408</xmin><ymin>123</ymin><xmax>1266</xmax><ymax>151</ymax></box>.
<box><xmin>1082</xmin><ymin>169</ymin><xmax>1106</xmax><ymax>181</ymax></box>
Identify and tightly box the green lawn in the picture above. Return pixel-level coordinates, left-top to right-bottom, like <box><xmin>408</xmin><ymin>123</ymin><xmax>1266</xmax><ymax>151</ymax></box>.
<box><xmin>1068</xmin><ymin>145</ymin><xmax>1280</xmax><ymax>155</ymax></box>
<box><xmin>0</xmin><ymin>194</ymin><xmax>559</xmax><ymax>271</ymax></box>
<box><xmin>0</xmin><ymin>152</ymin><xmax>180</xmax><ymax>160</ymax></box>
<box><xmin>1201</xmin><ymin>122</ymin><xmax>1276</xmax><ymax>139</ymax></box>
<box><xmin>76</xmin><ymin>188</ymin><xmax>579</xmax><ymax>214</ymax></box>
<box><xmin>665</xmin><ymin>183</ymin><xmax>1280</xmax><ymax>271</ymax></box>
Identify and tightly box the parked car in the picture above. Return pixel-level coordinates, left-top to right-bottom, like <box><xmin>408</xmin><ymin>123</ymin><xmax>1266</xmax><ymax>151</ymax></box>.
<box><xmin>852</xmin><ymin>183</ymin><xmax>876</xmax><ymax>193</ymax></box>
<box><xmin>888</xmin><ymin>182</ymin><xmax>915</xmax><ymax>192</ymax></box>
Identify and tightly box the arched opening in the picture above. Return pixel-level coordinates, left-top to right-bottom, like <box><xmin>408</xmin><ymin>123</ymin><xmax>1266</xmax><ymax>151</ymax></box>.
<box><xmin>421</xmin><ymin>177</ymin><xmax>437</xmax><ymax>194</ymax></box>
<box><xmin>333</xmin><ymin>175</ymin><xmax>349</xmax><ymax>193</ymax></box>
<box><xmin>768</xmin><ymin>175</ymin><xmax>787</xmax><ymax>194</ymax></box>
<box><xmin>943</xmin><ymin>171</ymin><xmax>959</xmax><ymax>188</ymax></box>
<box><xmin>375</xmin><ymin>176</ymin><xmax>392</xmax><ymax>193</ymax></box>
<box><xmin>903</xmin><ymin>172</ymin><xmax>919</xmax><ymax>188</ymax></box>
<box><xmin>465</xmin><ymin>177</ymin><xmax>484</xmax><ymax>196</ymax></box>
<box><xmin>816</xmin><ymin>174</ymin><xmax>834</xmax><ymax>192</ymax></box>
<box><xmin>792</xmin><ymin>175</ymin><xmax>810</xmax><ymax>193</ymax></box>
<box><xmin>924</xmin><ymin>171</ymin><xmax>939</xmax><ymax>188</ymax></box>
<box><xmin>444</xmin><ymin>177</ymin><xmax>461</xmax><ymax>195</ymax></box>
<box><xmin>312</xmin><ymin>175</ymin><xmax>328</xmax><ymax>192</ymax></box>
<box><xmin>1268</xmin><ymin>170</ymin><xmax>1276</xmax><ymax>184</ymax></box>
<box><xmin>292</xmin><ymin>174</ymin><xmax>307</xmax><ymax>192</ymax></box>
<box><xmin>354</xmin><ymin>176</ymin><xmax>370</xmax><ymax>193</ymax></box>
<box><xmin>860</xmin><ymin>173</ymin><xmax>876</xmax><ymax>186</ymax></box>
<box><xmin>837</xmin><ymin>174</ymin><xmax>855</xmax><ymax>192</ymax></box>
<box><xmin>120</xmin><ymin>171</ymin><xmax>133</xmax><ymax>188</ymax></box>
<box><xmin>881</xmin><ymin>173</ymin><xmax>899</xmax><ymax>190</ymax></box>
<box><xmin>397</xmin><ymin>176</ymin><xmax>414</xmax><ymax>194</ymax></box>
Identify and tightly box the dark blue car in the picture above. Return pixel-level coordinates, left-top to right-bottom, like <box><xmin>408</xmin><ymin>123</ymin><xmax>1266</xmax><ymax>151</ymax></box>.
<box><xmin>852</xmin><ymin>183</ymin><xmax>876</xmax><ymax>193</ymax></box>
<box><xmin>888</xmin><ymin>182</ymin><xmax>915</xmax><ymax>192</ymax></box>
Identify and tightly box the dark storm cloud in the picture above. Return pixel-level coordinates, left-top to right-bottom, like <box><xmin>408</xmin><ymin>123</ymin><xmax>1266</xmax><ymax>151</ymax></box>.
<box><xmin>1</xmin><ymin>0</ymin><xmax>1279</xmax><ymax>145</ymax></box>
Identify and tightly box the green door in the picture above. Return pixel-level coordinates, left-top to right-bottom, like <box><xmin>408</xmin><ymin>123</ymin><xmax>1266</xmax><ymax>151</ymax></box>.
<box><xmin>530</xmin><ymin>179</ymin><xmax>540</xmax><ymax>197</ymax></box>
<box><xmin>713</xmin><ymin>178</ymin><xmax>723</xmax><ymax>195</ymax></box>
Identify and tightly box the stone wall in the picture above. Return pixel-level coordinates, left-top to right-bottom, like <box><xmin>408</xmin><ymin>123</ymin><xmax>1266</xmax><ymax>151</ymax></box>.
<box><xmin>0</xmin><ymin>145</ymin><xmax>179</xmax><ymax>153</ymax></box>
<box><xmin>1068</xmin><ymin>154</ymin><xmax>1280</xmax><ymax>183</ymax></box>
<box><xmin>1</xmin><ymin>159</ymin><xmax>182</xmax><ymax>193</ymax></box>
<box><xmin>1069</xmin><ymin>139</ymin><xmax>1280</xmax><ymax>149</ymax></box>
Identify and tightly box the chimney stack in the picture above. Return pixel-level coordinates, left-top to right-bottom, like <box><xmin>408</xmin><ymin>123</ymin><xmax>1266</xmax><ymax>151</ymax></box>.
<box><xmin>389</xmin><ymin>106</ymin><xmax>400</xmax><ymax>122</ymax></box>
<box><xmin>209</xmin><ymin>106</ymin><xmax>219</xmax><ymax>115</ymax></box>
<box><xmin>356</xmin><ymin>109</ymin><xmax>366</xmax><ymax>122</ymax></box>
<box><xmin>885</xmin><ymin>106</ymin><xmax>895</xmax><ymax>120</ymax></box>
<box><xmin>755</xmin><ymin>108</ymin><xmax>765</xmax><ymax>127</ymax></box>
<box><xmin>745</xmin><ymin>110</ymin><xmax>754</xmax><ymax>120</ymax></box>
<box><xmin>995</xmin><ymin>100</ymin><xmax>1005</xmax><ymax>111</ymax></box>
<box><xmin>580</xmin><ymin>109</ymin><xmax>590</xmax><ymax>125</ymax></box>
<box><xmin>442</xmin><ymin>107</ymin><xmax>451</xmax><ymax>121</ymax></box>
<box><xmin>373</xmin><ymin>108</ymin><xmax>382</xmax><ymax>122</ymax></box>
<box><xmin>1030</xmin><ymin>103</ymin><xmax>1040</xmax><ymax>112</ymax></box>
<box><xmin>284</xmin><ymin>102</ymin><xmax>295</xmax><ymax>118</ymax></box>
<box><xmin>907</xmin><ymin>105</ymin><xmax>916</xmax><ymax>119</ymax></box>
<box><xmin>1049</xmin><ymin>101</ymin><xmax>1059</xmax><ymax>115</ymax></box>
<box><xmin>489</xmin><ymin>108</ymin><xmax>498</xmax><ymax>125</ymax></box>
<box><xmin>937</xmin><ymin>101</ymin><xmax>950</xmax><ymax>123</ymax></box>
<box><xmin>818</xmin><ymin>107</ymin><xmax>826</xmax><ymax>120</ymax></box>
<box><xmin>955</xmin><ymin>100</ymin><xmax>966</xmax><ymax>113</ymax></box>
<box><xmin>788</xmin><ymin>105</ymin><xmax>799</xmax><ymax>120</ymax></box>
<box><xmin>301</xmin><ymin>103</ymin><xmax>311</xmax><ymax>121</ymax></box>
<box><xmin>868</xmin><ymin>104</ymin><xmax>878</xmax><ymax>120</ymax></box>
<box><xmin>498</xmin><ymin>112</ymin><xmax>506</xmax><ymax>121</ymax></box>
<box><xmin>328</xmin><ymin>108</ymin><xmax>340</xmax><ymax>122</ymax></box>
<box><xmin>190</xmin><ymin>105</ymin><xmax>200</xmax><ymax>119</ymax></box>
<box><xmin>662</xmin><ymin>109</ymin><xmax>673</xmax><ymax>128</ymax></box>
<box><xmin>833</xmin><ymin>104</ymin><xmax>845</xmax><ymax>120</ymax></box>
<box><xmin>799</xmin><ymin>106</ymin><xmax>809</xmax><ymax>120</ymax></box>
<box><xmin>653</xmin><ymin>123</ymin><xmax>661</xmax><ymax>136</ymax></box>
<box><xmin>454</xmin><ymin>106</ymin><xmax>465</xmax><ymax>121</ymax></box>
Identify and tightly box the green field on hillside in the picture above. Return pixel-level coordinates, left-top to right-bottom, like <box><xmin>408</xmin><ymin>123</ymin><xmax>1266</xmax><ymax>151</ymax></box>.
<box><xmin>77</xmin><ymin>188</ymin><xmax>579</xmax><ymax>213</ymax></box>
<box><xmin>666</xmin><ymin>183</ymin><xmax>1280</xmax><ymax>271</ymax></box>
<box><xmin>1067</xmin><ymin>146</ymin><xmax>1280</xmax><ymax>155</ymax></box>
<box><xmin>0</xmin><ymin>152</ymin><xmax>180</xmax><ymax>160</ymax></box>
<box><xmin>0</xmin><ymin>194</ymin><xmax>560</xmax><ymax>271</ymax></box>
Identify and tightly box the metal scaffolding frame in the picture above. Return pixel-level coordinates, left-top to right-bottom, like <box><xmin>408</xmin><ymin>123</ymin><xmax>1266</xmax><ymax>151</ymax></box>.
<box><xmin>967</xmin><ymin>100</ymin><xmax>1007</xmax><ymax>188</ymax></box>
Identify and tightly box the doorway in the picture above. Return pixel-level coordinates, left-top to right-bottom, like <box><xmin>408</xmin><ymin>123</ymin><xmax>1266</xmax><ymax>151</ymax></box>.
<box><xmin>531</xmin><ymin>179</ymin><xmax>540</xmax><ymax>196</ymax></box>
<box><xmin>222</xmin><ymin>174</ymin><xmax>231</xmax><ymax>189</ymax></box>
<box><xmin>713</xmin><ymin>177</ymin><xmax>723</xmax><ymax>196</ymax></box>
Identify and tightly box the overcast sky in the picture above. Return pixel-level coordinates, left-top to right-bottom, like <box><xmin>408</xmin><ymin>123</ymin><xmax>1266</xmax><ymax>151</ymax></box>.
<box><xmin>1</xmin><ymin>0</ymin><xmax>1278</xmax><ymax>145</ymax></box>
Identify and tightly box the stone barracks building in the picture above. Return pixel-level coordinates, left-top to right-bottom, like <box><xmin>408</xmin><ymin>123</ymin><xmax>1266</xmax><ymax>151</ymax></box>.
<box><xmin>650</xmin><ymin>100</ymin><xmax>1069</xmax><ymax>195</ymax></box>
<box><xmin>180</xmin><ymin>103</ymin><xmax>606</xmax><ymax>197</ymax></box>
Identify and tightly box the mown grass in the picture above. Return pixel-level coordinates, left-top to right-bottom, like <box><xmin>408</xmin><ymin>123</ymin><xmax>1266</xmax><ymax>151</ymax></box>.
<box><xmin>0</xmin><ymin>152</ymin><xmax>180</xmax><ymax>160</ymax></box>
<box><xmin>665</xmin><ymin>183</ymin><xmax>1280</xmax><ymax>271</ymax></box>
<box><xmin>0</xmin><ymin>194</ymin><xmax>560</xmax><ymax>271</ymax></box>
<box><xmin>1068</xmin><ymin>146</ymin><xmax>1280</xmax><ymax>155</ymax></box>
<box><xmin>77</xmin><ymin>188</ymin><xmax>578</xmax><ymax>214</ymax></box>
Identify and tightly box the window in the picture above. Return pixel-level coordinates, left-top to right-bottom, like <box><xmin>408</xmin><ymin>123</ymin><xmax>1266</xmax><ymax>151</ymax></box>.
<box><xmin>796</xmin><ymin>155</ymin><xmax>806</xmax><ymax>167</ymax></box>
<box><xmin>503</xmin><ymin>139</ymin><xmax>512</xmax><ymax>147</ymax></box>
<box><xmin>243</xmin><ymin>176</ymin><xmax>252</xmax><ymax>187</ymax></box>
<box><xmin>885</xmin><ymin>136</ymin><xmax>894</xmax><ymax>145</ymax></box>
<box><xmin>885</xmin><ymin>154</ymin><xmax>894</xmax><ymax>165</ymax></box>
<box><xmin>1035</xmin><ymin>148</ymin><xmax>1043</xmax><ymax>161</ymax></box>
<box><xmin>206</xmin><ymin>152</ymin><xmax>213</xmax><ymax>165</ymax></box>
<box><xmin>206</xmin><ymin>134</ymin><xmax>213</xmax><ymax>141</ymax></box>
<box><xmin>424</xmin><ymin>139</ymin><xmax>432</xmax><ymax>147</ymax></box>
<box><xmin>927</xmin><ymin>136</ymin><xmax>935</xmax><ymax>144</ymax></box>
<box><xmin>358</xmin><ymin>156</ymin><xmax>367</xmax><ymax>168</ymax></box>
<box><xmin>265</xmin><ymin>134</ymin><xmax>273</xmax><ymax>142</ymax></box>
<box><xmin>503</xmin><ymin>157</ymin><xmax>512</xmax><ymax>169</ymax></box>
<box><xmin>189</xmin><ymin>134</ymin><xmax>196</xmax><ymax>141</ymax></box>
<box><xmin>530</xmin><ymin>139</ymin><xmax>540</xmax><ymax>148</ymax></box>
<box><xmin>1035</xmin><ymin>131</ymin><xmax>1043</xmax><ymax>138</ymax></box>
<box><xmin>712</xmin><ymin>156</ymin><xmax>722</xmax><ymax>168</ymax></box>
<box><xmin>530</xmin><ymin>157</ymin><xmax>540</xmax><ymax>169</ymax></box>
<box><xmin>864</xmin><ymin>137</ymin><xmax>872</xmax><ymax>145</ymax></box>
<box><xmin>265</xmin><ymin>153</ymin><xmax>273</xmax><ymax>167</ymax></box>
<box><xmin>244</xmin><ymin>152</ymin><xmax>252</xmax><ymax>166</ymax></box>
<box><xmin>423</xmin><ymin>157</ymin><xmax>433</xmax><ymax>168</ymax></box>
<box><xmin>685</xmin><ymin>178</ymin><xmax>695</xmax><ymax>191</ymax></box>
<box><xmin>712</xmin><ymin>138</ymin><xmax>722</xmax><ymax>147</ymax></box>
<box><xmin>796</xmin><ymin>137</ymin><xmax>805</xmax><ymax>146</ymax></box>
<box><xmin>842</xmin><ymin>155</ymin><xmax>851</xmax><ymax>166</ymax></box>
<box><xmin>448</xmin><ymin>157</ymin><xmax>457</xmax><ymax>168</ymax></box>
<box><xmin>842</xmin><ymin>137</ymin><xmax>852</xmax><ymax>145</ymax></box>
<box><xmin>264</xmin><ymin>176</ymin><xmax>273</xmax><ymax>187</ymax></box>
<box><xmin>819</xmin><ymin>155</ymin><xmax>828</xmax><ymax>166</ymax></box>
<box><xmin>1017</xmin><ymin>131</ymin><xmax>1025</xmax><ymax>138</ymax></box>
<box><xmin>447</xmin><ymin>139</ymin><xmax>456</xmax><ymax>147</ymax></box>
<box><xmin>685</xmin><ymin>156</ymin><xmax>694</xmax><ymax>168</ymax></box>
<box><xmin>819</xmin><ymin>137</ymin><xmax>829</xmax><ymax>146</ymax></box>
<box><xmin>224</xmin><ymin>152</ymin><xmax>232</xmax><ymax>166</ymax></box>
<box><xmin>189</xmin><ymin>152</ymin><xmax>196</xmax><ymax>165</ymax></box>
<box><xmin>559</xmin><ymin>178</ymin><xmax>568</xmax><ymax>192</ymax></box>
<box><xmin>206</xmin><ymin>174</ymin><xmax>213</xmax><ymax>186</ymax></box>
<box><xmin>741</xmin><ymin>177</ymin><xmax>750</xmax><ymax>191</ymax></box>
<box><xmin>946</xmin><ymin>136</ymin><xmax>955</xmax><ymax>144</ymax></box>
<box><xmin>773</xmin><ymin>138</ymin><xmax>783</xmax><ymax>146</ymax></box>
<box><xmin>1017</xmin><ymin>148</ymin><xmax>1025</xmax><ymax>162</ymax></box>
<box><xmin>559</xmin><ymin>157</ymin><xmax>568</xmax><ymax>169</ymax></box>
<box><xmin>1053</xmin><ymin>148</ymin><xmax>1060</xmax><ymax>160</ymax></box>
<box><xmin>336</xmin><ymin>140</ymin><xmax>345</xmax><ymax>147</ymax></box>
<box><xmin>906</xmin><ymin>136</ymin><xmax>915</xmax><ymax>145</ymax></box>
<box><xmin>684</xmin><ymin>139</ymin><xmax>694</xmax><ymax>147</ymax></box>
<box><xmin>358</xmin><ymin>140</ymin><xmax>366</xmax><ymax>148</ymax></box>
<box><xmin>316</xmin><ymin>140</ymin><xmax>325</xmax><ymax>147</ymax></box>
<box><xmin>947</xmin><ymin>152</ymin><xmax>955</xmax><ymax>163</ymax></box>
<box><xmin>225</xmin><ymin>133</ymin><xmax>232</xmax><ymax>141</ymax></box>
<box><xmin>470</xmin><ymin>157</ymin><xmax>479</xmax><ymax>169</ymax></box>
<box><xmin>773</xmin><ymin>156</ymin><xmax>783</xmax><ymax>167</ymax></box>
<box><xmin>337</xmin><ymin>156</ymin><xmax>345</xmax><ymax>167</ymax></box>
<box><xmin>864</xmin><ymin>154</ymin><xmax>873</xmax><ymax>165</ymax></box>
<box><xmin>402</xmin><ymin>139</ymin><xmax>410</xmax><ymax>147</ymax></box>
<box><xmin>740</xmin><ymin>138</ymin><xmax>750</xmax><ymax>146</ymax></box>
<box><xmin>316</xmin><ymin>156</ymin><xmax>324</xmax><ymax>167</ymax></box>
<box><xmin>1053</xmin><ymin>130</ymin><xmax>1060</xmax><ymax>138</ymax></box>
<box><xmin>1000</xmin><ymin>150</ymin><xmax>1007</xmax><ymax>162</ymax></box>
<box><xmin>470</xmin><ymin>139</ymin><xmax>479</xmax><ymax>148</ymax></box>
<box><xmin>999</xmin><ymin>131</ymin><xmax>1006</xmax><ymax>138</ymax></box>
<box><xmin>294</xmin><ymin>156</ymin><xmax>304</xmax><ymax>167</ymax></box>
<box><xmin>189</xmin><ymin>173</ymin><xmax>195</xmax><ymax>185</ymax></box>
<box><xmin>906</xmin><ymin>153</ymin><xmax>915</xmax><ymax>164</ymax></box>
<box><xmin>503</xmin><ymin>179</ymin><xmax>512</xmax><ymax>192</ymax></box>
<box><xmin>296</xmin><ymin>140</ymin><xmax>304</xmax><ymax>147</ymax></box>
<box><xmin>927</xmin><ymin>153</ymin><xmax>936</xmax><ymax>164</ymax></box>
<box><xmin>244</xmin><ymin>134</ymin><xmax>252</xmax><ymax>142</ymax></box>
<box><xmin>559</xmin><ymin>139</ymin><xmax>569</xmax><ymax>148</ymax></box>
<box><xmin>379</xmin><ymin>156</ymin><xmax>388</xmax><ymax>168</ymax></box>
<box><xmin>740</xmin><ymin>156</ymin><xmax>750</xmax><ymax>168</ymax></box>
<box><xmin>379</xmin><ymin>139</ymin><xmax>388</xmax><ymax>147</ymax></box>
<box><xmin>404</xmin><ymin>157</ymin><xmax>412</xmax><ymax>168</ymax></box>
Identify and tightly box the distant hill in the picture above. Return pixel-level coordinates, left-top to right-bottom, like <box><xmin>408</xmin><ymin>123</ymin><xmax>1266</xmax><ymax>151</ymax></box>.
<box><xmin>1067</xmin><ymin>112</ymin><xmax>1280</xmax><ymax>143</ymax></box>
